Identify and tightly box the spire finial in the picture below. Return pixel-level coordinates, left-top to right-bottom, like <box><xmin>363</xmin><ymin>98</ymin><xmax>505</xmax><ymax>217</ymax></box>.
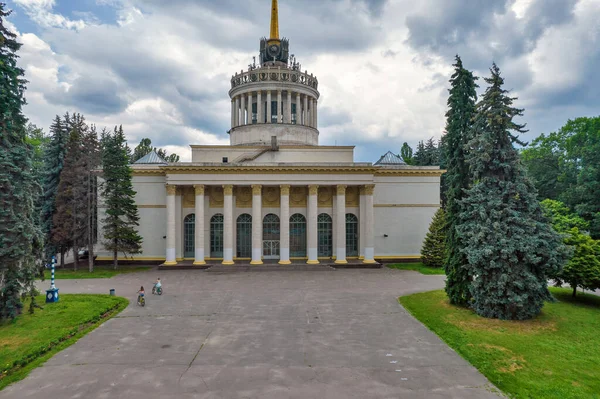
<box><xmin>270</xmin><ymin>0</ymin><xmax>279</xmax><ymax>40</ymax></box>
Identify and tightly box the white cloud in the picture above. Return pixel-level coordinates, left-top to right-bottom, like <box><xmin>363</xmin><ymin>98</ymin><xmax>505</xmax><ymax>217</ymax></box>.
<box><xmin>13</xmin><ymin>0</ymin><xmax>86</xmax><ymax>30</ymax></box>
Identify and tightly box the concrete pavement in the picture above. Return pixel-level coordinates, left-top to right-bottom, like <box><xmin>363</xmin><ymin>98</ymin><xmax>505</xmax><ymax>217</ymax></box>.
<box><xmin>3</xmin><ymin>268</ymin><xmax>502</xmax><ymax>399</ymax></box>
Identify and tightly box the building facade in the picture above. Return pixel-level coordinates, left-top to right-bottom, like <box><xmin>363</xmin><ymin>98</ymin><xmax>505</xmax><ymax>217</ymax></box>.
<box><xmin>96</xmin><ymin>0</ymin><xmax>443</xmax><ymax>265</ymax></box>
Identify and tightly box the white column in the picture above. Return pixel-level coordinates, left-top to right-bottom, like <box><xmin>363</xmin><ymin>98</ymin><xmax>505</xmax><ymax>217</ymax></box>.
<box><xmin>267</xmin><ymin>90</ymin><xmax>272</xmax><ymax>123</ymax></box>
<box><xmin>234</xmin><ymin>96</ymin><xmax>240</xmax><ymax>127</ymax></box>
<box><xmin>307</xmin><ymin>184</ymin><xmax>319</xmax><ymax>264</ymax></box>
<box><xmin>364</xmin><ymin>184</ymin><xmax>376</xmax><ymax>264</ymax></box>
<box><xmin>296</xmin><ymin>93</ymin><xmax>301</xmax><ymax>125</ymax></box>
<box><xmin>359</xmin><ymin>186</ymin><xmax>366</xmax><ymax>259</ymax></box>
<box><xmin>312</xmin><ymin>98</ymin><xmax>317</xmax><ymax>127</ymax></box>
<box><xmin>175</xmin><ymin>189</ymin><xmax>182</xmax><ymax>259</ymax></box>
<box><xmin>165</xmin><ymin>184</ymin><xmax>177</xmax><ymax>265</ymax></box>
<box><xmin>279</xmin><ymin>185</ymin><xmax>291</xmax><ymax>264</ymax></box>
<box><xmin>303</xmin><ymin>95</ymin><xmax>308</xmax><ymax>126</ymax></box>
<box><xmin>314</xmin><ymin>98</ymin><xmax>318</xmax><ymax>128</ymax></box>
<box><xmin>251</xmin><ymin>185</ymin><xmax>263</xmax><ymax>265</ymax></box>
<box><xmin>247</xmin><ymin>92</ymin><xmax>252</xmax><ymax>125</ymax></box>
<box><xmin>222</xmin><ymin>185</ymin><xmax>234</xmax><ymax>265</ymax></box>
<box><xmin>257</xmin><ymin>91</ymin><xmax>263</xmax><ymax>124</ymax></box>
<box><xmin>286</xmin><ymin>91</ymin><xmax>292</xmax><ymax>124</ymax></box>
<box><xmin>277</xmin><ymin>90</ymin><xmax>282</xmax><ymax>123</ymax></box>
<box><xmin>230</xmin><ymin>99</ymin><xmax>235</xmax><ymax>128</ymax></box>
<box><xmin>193</xmin><ymin>185</ymin><xmax>205</xmax><ymax>265</ymax></box>
<box><xmin>240</xmin><ymin>94</ymin><xmax>246</xmax><ymax>126</ymax></box>
<box><xmin>335</xmin><ymin>185</ymin><xmax>347</xmax><ymax>264</ymax></box>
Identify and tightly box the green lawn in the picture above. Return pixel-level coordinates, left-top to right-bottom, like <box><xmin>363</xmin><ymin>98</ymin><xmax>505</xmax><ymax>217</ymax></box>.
<box><xmin>399</xmin><ymin>288</ymin><xmax>600</xmax><ymax>399</ymax></box>
<box><xmin>0</xmin><ymin>294</ymin><xmax>128</xmax><ymax>390</ymax></box>
<box><xmin>386</xmin><ymin>262</ymin><xmax>445</xmax><ymax>275</ymax></box>
<box><xmin>43</xmin><ymin>266</ymin><xmax>151</xmax><ymax>279</ymax></box>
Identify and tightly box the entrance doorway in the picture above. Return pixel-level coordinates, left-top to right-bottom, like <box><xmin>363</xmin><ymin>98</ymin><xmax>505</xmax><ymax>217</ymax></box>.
<box><xmin>263</xmin><ymin>213</ymin><xmax>280</xmax><ymax>259</ymax></box>
<box><xmin>184</xmin><ymin>214</ymin><xmax>195</xmax><ymax>258</ymax></box>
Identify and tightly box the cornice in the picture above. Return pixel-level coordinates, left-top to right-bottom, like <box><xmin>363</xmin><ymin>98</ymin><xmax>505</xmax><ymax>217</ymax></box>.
<box><xmin>132</xmin><ymin>165</ymin><xmax>445</xmax><ymax>177</ymax></box>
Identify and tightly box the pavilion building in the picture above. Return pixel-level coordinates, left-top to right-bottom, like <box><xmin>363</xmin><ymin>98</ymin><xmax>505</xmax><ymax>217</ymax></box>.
<box><xmin>96</xmin><ymin>0</ymin><xmax>443</xmax><ymax>266</ymax></box>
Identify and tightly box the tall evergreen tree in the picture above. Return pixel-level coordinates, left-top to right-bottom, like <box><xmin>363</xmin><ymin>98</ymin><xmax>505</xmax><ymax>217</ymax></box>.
<box><xmin>400</xmin><ymin>142</ymin><xmax>414</xmax><ymax>165</ymax></box>
<box><xmin>458</xmin><ymin>64</ymin><xmax>567</xmax><ymax>320</ymax></box>
<box><xmin>101</xmin><ymin>126</ymin><xmax>143</xmax><ymax>269</ymax></box>
<box><xmin>41</xmin><ymin>115</ymin><xmax>69</xmax><ymax>264</ymax></box>
<box><xmin>82</xmin><ymin>125</ymin><xmax>101</xmax><ymax>272</ymax></box>
<box><xmin>443</xmin><ymin>56</ymin><xmax>478</xmax><ymax>306</ymax></box>
<box><xmin>0</xmin><ymin>4</ymin><xmax>43</xmax><ymax>318</ymax></box>
<box><xmin>52</xmin><ymin>116</ymin><xmax>88</xmax><ymax>270</ymax></box>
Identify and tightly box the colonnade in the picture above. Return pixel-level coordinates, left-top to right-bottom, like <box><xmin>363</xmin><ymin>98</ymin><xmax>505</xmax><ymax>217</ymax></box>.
<box><xmin>231</xmin><ymin>90</ymin><xmax>318</xmax><ymax>128</ymax></box>
<box><xmin>164</xmin><ymin>184</ymin><xmax>375</xmax><ymax>265</ymax></box>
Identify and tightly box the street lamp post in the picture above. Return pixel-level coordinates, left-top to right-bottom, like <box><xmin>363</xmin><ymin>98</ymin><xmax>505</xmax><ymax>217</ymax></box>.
<box><xmin>45</xmin><ymin>256</ymin><xmax>59</xmax><ymax>303</ymax></box>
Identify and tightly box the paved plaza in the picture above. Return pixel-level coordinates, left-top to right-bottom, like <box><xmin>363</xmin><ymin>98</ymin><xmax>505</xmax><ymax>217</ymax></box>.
<box><xmin>2</xmin><ymin>268</ymin><xmax>502</xmax><ymax>398</ymax></box>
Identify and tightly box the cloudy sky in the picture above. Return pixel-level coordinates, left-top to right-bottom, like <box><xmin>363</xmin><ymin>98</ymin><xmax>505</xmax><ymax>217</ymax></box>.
<box><xmin>5</xmin><ymin>0</ymin><xmax>600</xmax><ymax>162</ymax></box>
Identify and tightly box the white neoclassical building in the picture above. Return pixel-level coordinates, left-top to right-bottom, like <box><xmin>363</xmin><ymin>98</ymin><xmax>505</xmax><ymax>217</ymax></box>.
<box><xmin>97</xmin><ymin>0</ymin><xmax>443</xmax><ymax>266</ymax></box>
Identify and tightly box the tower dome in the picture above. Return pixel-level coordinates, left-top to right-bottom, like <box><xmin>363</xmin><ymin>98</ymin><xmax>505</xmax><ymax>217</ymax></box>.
<box><xmin>228</xmin><ymin>0</ymin><xmax>320</xmax><ymax>146</ymax></box>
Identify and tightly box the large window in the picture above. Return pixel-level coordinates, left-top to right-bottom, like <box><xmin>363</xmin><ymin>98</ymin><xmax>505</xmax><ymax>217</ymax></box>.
<box><xmin>317</xmin><ymin>213</ymin><xmax>333</xmax><ymax>257</ymax></box>
<box><xmin>346</xmin><ymin>213</ymin><xmax>359</xmax><ymax>257</ymax></box>
<box><xmin>210</xmin><ymin>214</ymin><xmax>224</xmax><ymax>258</ymax></box>
<box><xmin>290</xmin><ymin>213</ymin><xmax>307</xmax><ymax>257</ymax></box>
<box><xmin>263</xmin><ymin>214</ymin><xmax>280</xmax><ymax>258</ymax></box>
<box><xmin>236</xmin><ymin>214</ymin><xmax>252</xmax><ymax>258</ymax></box>
<box><xmin>291</xmin><ymin>103</ymin><xmax>297</xmax><ymax>125</ymax></box>
<box><xmin>184</xmin><ymin>214</ymin><xmax>195</xmax><ymax>258</ymax></box>
<box><xmin>251</xmin><ymin>102</ymin><xmax>257</xmax><ymax>124</ymax></box>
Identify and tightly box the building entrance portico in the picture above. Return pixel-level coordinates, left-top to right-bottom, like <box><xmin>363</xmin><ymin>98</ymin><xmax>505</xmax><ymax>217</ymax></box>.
<box><xmin>163</xmin><ymin>182</ymin><xmax>377</xmax><ymax>266</ymax></box>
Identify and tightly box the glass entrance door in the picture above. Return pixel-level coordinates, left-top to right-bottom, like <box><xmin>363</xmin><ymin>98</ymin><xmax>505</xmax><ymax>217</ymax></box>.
<box><xmin>262</xmin><ymin>240</ymin><xmax>280</xmax><ymax>259</ymax></box>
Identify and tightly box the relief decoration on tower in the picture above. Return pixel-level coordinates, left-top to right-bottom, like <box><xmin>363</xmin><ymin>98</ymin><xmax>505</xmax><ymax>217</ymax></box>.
<box><xmin>236</xmin><ymin>187</ymin><xmax>252</xmax><ymax>208</ymax></box>
<box><xmin>318</xmin><ymin>186</ymin><xmax>333</xmax><ymax>207</ymax></box>
<box><xmin>262</xmin><ymin>186</ymin><xmax>280</xmax><ymax>207</ymax></box>
<box><xmin>290</xmin><ymin>186</ymin><xmax>307</xmax><ymax>207</ymax></box>
<box><xmin>209</xmin><ymin>186</ymin><xmax>224</xmax><ymax>208</ymax></box>
<box><xmin>345</xmin><ymin>186</ymin><xmax>360</xmax><ymax>207</ymax></box>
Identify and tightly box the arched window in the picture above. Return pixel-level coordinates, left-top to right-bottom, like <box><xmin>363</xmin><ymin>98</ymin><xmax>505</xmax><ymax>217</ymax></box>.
<box><xmin>184</xmin><ymin>214</ymin><xmax>195</xmax><ymax>258</ymax></box>
<box><xmin>210</xmin><ymin>214</ymin><xmax>224</xmax><ymax>258</ymax></box>
<box><xmin>290</xmin><ymin>213</ymin><xmax>307</xmax><ymax>257</ymax></box>
<box><xmin>346</xmin><ymin>213</ymin><xmax>359</xmax><ymax>257</ymax></box>
<box><xmin>317</xmin><ymin>213</ymin><xmax>333</xmax><ymax>257</ymax></box>
<box><xmin>236</xmin><ymin>214</ymin><xmax>252</xmax><ymax>258</ymax></box>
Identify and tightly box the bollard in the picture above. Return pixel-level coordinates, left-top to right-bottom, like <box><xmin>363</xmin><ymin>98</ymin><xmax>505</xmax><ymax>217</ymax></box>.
<box><xmin>109</xmin><ymin>289</ymin><xmax>115</xmax><ymax>296</ymax></box>
<box><xmin>46</xmin><ymin>256</ymin><xmax>59</xmax><ymax>303</ymax></box>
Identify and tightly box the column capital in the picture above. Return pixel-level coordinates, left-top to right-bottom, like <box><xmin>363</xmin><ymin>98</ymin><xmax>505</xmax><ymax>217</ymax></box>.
<box><xmin>308</xmin><ymin>184</ymin><xmax>319</xmax><ymax>195</ymax></box>
<box><xmin>280</xmin><ymin>184</ymin><xmax>290</xmax><ymax>195</ymax></box>
<box><xmin>223</xmin><ymin>184</ymin><xmax>234</xmax><ymax>195</ymax></box>
<box><xmin>336</xmin><ymin>185</ymin><xmax>347</xmax><ymax>195</ymax></box>
<box><xmin>166</xmin><ymin>184</ymin><xmax>177</xmax><ymax>196</ymax></box>
<box><xmin>252</xmin><ymin>184</ymin><xmax>262</xmax><ymax>195</ymax></box>
<box><xmin>364</xmin><ymin>184</ymin><xmax>375</xmax><ymax>195</ymax></box>
<box><xmin>194</xmin><ymin>184</ymin><xmax>205</xmax><ymax>196</ymax></box>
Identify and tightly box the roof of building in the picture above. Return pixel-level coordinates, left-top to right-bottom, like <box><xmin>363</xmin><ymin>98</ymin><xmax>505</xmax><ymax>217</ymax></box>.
<box><xmin>374</xmin><ymin>151</ymin><xmax>406</xmax><ymax>166</ymax></box>
<box><xmin>134</xmin><ymin>150</ymin><xmax>168</xmax><ymax>165</ymax></box>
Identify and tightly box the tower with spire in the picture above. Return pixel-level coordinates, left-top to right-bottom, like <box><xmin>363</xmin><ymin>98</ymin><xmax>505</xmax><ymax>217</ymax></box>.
<box><xmin>229</xmin><ymin>0</ymin><xmax>320</xmax><ymax>147</ymax></box>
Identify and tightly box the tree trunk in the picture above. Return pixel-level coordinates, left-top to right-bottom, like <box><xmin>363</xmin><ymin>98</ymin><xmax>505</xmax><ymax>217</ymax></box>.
<box><xmin>60</xmin><ymin>248</ymin><xmax>65</xmax><ymax>267</ymax></box>
<box><xmin>88</xmin><ymin>172</ymin><xmax>94</xmax><ymax>273</ymax></box>
<box><xmin>572</xmin><ymin>285</ymin><xmax>577</xmax><ymax>298</ymax></box>
<box><xmin>73</xmin><ymin>244</ymin><xmax>79</xmax><ymax>271</ymax></box>
<box><xmin>113</xmin><ymin>246</ymin><xmax>118</xmax><ymax>270</ymax></box>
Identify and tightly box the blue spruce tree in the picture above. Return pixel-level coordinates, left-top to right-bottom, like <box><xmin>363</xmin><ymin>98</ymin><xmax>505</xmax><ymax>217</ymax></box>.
<box><xmin>459</xmin><ymin>64</ymin><xmax>567</xmax><ymax>320</ymax></box>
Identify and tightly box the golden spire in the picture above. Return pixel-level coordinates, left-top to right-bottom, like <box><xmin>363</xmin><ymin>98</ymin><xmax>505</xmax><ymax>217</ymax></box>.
<box><xmin>270</xmin><ymin>0</ymin><xmax>279</xmax><ymax>40</ymax></box>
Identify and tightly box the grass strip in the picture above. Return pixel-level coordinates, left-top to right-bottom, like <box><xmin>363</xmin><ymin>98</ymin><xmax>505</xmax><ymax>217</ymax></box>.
<box><xmin>0</xmin><ymin>294</ymin><xmax>128</xmax><ymax>390</ymax></box>
<box><xmin>399</xmin><ymin>288</ymin><xmax>600</xmax><ymax>399</ymax></box>
<box><xmin>386</xmin><ymin>262</ymin><xmax>445</xmax><ymax>275</ymax></box>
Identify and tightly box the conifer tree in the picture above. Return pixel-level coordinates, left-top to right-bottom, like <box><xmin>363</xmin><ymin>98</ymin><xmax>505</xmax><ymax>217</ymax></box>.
<box><xmin>0</xmin><ymin>4</ymin><xmax>43</xmax><ymax>318</ymax></box>
<box><xmin>82</xmin><ymin>125</ymin><xmax>101</xmax><ymax>272</ymax></box>
<box><xmin>421</xmin><ymin>208</ymin><xmax>447</xmax><ymax>269</ymax></box>
<box><xmin>458</xmin><ymin>64</ymin><xmax>567</xmax><ymax>320</ymax></box>
<box><xmin>443</xmin><ymin>56</ymin><xmax>478</xmax><ymax>306</ymax></box>
<box><xmin>101</xmin><ymin>126</ymin><xmax>143</xmax><ymax>269</ymax></box>
<box><xmin>413</xmin><ymin>140</ymin><xmax>426</xmax><ymax>165</ymax></box>
<box><xmin>52</xmin><ymin>117</ymin><xmax>86</xmax><ymax>270</ymax></box>
<box><xmin>41</xmin><ymin>115</ymin><xmax>69</xmax><ymax>265</ymax></box>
